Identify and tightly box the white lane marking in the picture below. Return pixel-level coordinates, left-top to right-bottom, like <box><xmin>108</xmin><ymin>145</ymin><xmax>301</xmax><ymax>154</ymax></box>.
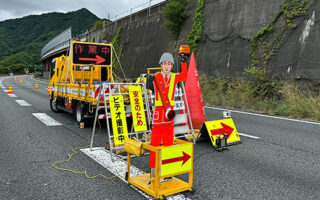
<box><xmin>15</xmin><ymin>100</ymin><xmax>31</xmax><ymax>106</ymax></box>
<box><xmin>205</xmin><ymin>106</ymin><xmax>320</xmax><ymax>125</ymax></box>
<box><xmin>81</xmin><ymin>147</ymin><xmax>190</xmax><ymax>200</ymax></box>
<box><xmin>1</xmin><ymin>87</ymin><xmax>5</xmax><ymax>89</ymax></box>
<box><xmin>238</xmin><ymin>132</ymin><xmax>260</xmax><ymax>139</ymax></box>
<box><xmin>32</xmin><ymin>113</ymin><xmax>62</xmax><ymax>126</ymax></box>
<box><xmin>8</xmin><ymin>94</ymin><xmax>18</xmax><ymax>97</ymax></box>
<box><xmin>3</xmin><ymin>90</ymin><xmax>8</xmax><ymax>92</ymax></box>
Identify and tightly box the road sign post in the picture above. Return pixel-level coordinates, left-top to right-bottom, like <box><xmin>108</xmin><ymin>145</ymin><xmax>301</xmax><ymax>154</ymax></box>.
<box><xmin>126</xmin><ymin>139</ymin><xmax>193</xmax><ymax>199</ymax></box>
<box><xmin>203</xmin><ymin>118</ymin><xmax>241</xmax><ymax>148</ymax></box>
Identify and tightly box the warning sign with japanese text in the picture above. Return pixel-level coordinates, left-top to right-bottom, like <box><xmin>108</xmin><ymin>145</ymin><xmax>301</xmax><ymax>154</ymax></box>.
<box><xmin>110</xmin><ymin>95</ymin><xmax>128</xmax><ymax>145</ymax></box>
<box><xmin>128</xmin><ymin>86</ymin><xmax>147</xmax><ymax>132</ymax></box>
<box><xmin>72</xmin><ymin>41</ymin><xmax>111</xmax><ymax>65</ymax></box>
<box><xmin>204</xmin><ymin>118</ymin><xmax>241</xmax><ymax>147</ymax></box>
<box><xmin>160</xmin><ymin>143</ymin><xmax>193</xmax><ymax>177</ymax></box>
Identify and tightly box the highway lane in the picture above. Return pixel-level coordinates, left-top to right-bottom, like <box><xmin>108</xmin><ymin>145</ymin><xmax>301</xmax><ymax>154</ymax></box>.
<box><xmin>1</xmin><ymin>75</ymin><xmax>320</xmax><ymax>200</ymax></box>
<box><xmin>0</xmin><ymin>76</ymin><xmax>142</xmax><ymax>200</ymax></box>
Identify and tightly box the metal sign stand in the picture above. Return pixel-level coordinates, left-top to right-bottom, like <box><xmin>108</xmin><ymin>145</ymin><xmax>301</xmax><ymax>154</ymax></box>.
<box><xmin>173</xmin><ymin>82</ymin><xmax>195</xmax><ymax>144</ymax></box>
<box><xmin>126</xmin><ymin>138</ymin><xmax>194</xmax><ymax>199</ymax></box>
<box><xmin>90</xmin><ymin>82</ymin><xmax>152</xmax><ymax>161</ymax></box>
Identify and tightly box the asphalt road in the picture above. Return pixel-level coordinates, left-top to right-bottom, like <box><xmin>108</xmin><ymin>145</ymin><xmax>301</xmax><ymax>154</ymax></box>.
<box><xmin>0</xmin><ymin>75</ymin><xmax>319</xmax><ymax>200</ymax></box>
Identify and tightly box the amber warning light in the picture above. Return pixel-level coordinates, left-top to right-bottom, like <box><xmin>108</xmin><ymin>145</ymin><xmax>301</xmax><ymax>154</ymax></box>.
<box><xmin>179</xmin><ymin>45</ymin><xmax>190</xmax><ymax>56</ymax></box>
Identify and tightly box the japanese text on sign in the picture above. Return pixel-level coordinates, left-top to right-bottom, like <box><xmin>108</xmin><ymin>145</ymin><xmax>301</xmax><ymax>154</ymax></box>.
<box><xmin>72</xmin><ymin>41</ymin><xmax>111</xmax><ymax>65</ymax></box>
<box><xmin>129</xmin><ymin>86</ymin><xmax>147</xmax><ymax>132</ymax></box>
<box><xmin>110</xmin><ymin>95</ymin><xmax>128</xmax><ymax>145</ymax></box>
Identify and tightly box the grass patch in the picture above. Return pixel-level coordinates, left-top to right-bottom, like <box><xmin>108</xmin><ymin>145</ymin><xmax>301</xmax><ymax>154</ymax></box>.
<box><xmin>200</xmin><ymin>74</ymin><xmax>320</xmax><ymax>122</ymax></box>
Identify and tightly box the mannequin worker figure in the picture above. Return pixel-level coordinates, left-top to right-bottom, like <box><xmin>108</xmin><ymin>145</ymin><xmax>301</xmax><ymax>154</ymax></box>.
<box><xmin>149</xmin><ymin>52</ymin><xmax>188</xmax><ymax>173</ymax></box>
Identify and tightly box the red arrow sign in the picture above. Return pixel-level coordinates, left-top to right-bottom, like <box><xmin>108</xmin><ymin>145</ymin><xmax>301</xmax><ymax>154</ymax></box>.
<box><xmin>162</xmin><ymin>151</ymin><xmax>191</xmax><ymax>166</ymax></box>
<box><xmin>210</xmin><ymin>122</ymin><xmax>234</xmax><ymax>138</ymax></box>
<box><xmin>79</xmin><ymin>55</ymin><xmax>105</xmax><ymax>64</ymax></box>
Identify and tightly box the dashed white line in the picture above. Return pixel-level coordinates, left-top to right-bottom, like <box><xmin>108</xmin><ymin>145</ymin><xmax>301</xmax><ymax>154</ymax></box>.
<box><xmin>15</xmin><ymin>100</ymin><xmax>32</xmax><ymax>106</ymax></box>
<box><xmin>238</xmin><ymin>132</ymin><xmax>260</xmax><ymax>139</ymax></box>
<box><xmin>81</xmin><ymin>147</ymin><xmax>190</xmax><ymax>200</ymax></box>
<box><xmin>8</xmin><ymin>94</ymin><xmax>18</xmax><ymax>97</ymax></box>
<box><xmin>3</xmin><ymin>90</ymin><xmax>8</xmax><ymax>92</ymax></box>
<box><xmin>32</xmin><ymin>113</ymin><xmax>62</xmax><ymax>126</ymax></box>
<box><xmin>204</xmin><ymin>106</ymin><xmax>320</xmax><ymax>125</ymax></box>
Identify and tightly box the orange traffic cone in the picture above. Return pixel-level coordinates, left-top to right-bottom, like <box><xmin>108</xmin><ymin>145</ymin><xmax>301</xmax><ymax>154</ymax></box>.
<box><xmin>14</xmin><ymin>77</ymin><xmax>17</xmax><ymax>81</ymax></box>
<box><xmin>35</xmin><ymin>82</ymin><xmax>39</xmax><ymax>89</ymax></box>
<box><xmin>47</xmin><ymin>85</ymin><xmax>50</xmax><ymax>93</ymax></box>
<box><xmin>184</xmin><ymin>52</ymin><xmax>206</xmax><ymax>129</ymax></box>
<box><xmin>8</xmin><ymin>85</ymin><xmax>13</xmax><ymax>94</ymax></box>
<box><xmin>20</xmin><ymin>79</ymin><xmax>22</xmax><ymax>84</ymax></box>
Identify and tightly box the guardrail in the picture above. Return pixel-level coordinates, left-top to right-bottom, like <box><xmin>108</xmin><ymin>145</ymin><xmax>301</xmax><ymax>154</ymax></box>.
<box><xmin>41</xmin><ymin>27</ymin><xmax>72</xmax><ymax>60</ymax></box>
<box><xmin>108</xmin><ymin>0</ymin><xmax>165</xmax><ymax>22</ymax></box>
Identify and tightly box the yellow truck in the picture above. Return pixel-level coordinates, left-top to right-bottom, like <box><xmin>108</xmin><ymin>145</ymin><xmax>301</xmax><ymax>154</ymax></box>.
<box><xmin>49</xmin><ymin>40</ymin><xmax>114</xmax><ymax>124</ymax></box>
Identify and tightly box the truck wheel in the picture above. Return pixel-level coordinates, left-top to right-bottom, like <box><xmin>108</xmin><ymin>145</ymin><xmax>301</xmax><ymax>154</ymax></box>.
<box><xmin>50</xmin><ymin>98</ymin><xmax>60</xmax><ymax>113</ymax></box>
<box><xmin>76</xmin><ymin>102</ymin><xmax>85</xmax><ymax>124</ymax></box>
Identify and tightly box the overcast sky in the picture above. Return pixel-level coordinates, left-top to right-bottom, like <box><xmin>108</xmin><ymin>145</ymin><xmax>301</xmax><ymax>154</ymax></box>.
<box><xmin>0</xmin><ymin>0</ymin><xmax>165</xmax><ymax>22</ymax></box>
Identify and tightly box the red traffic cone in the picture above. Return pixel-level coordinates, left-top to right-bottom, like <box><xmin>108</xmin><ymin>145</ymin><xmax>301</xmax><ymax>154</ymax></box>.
<box><xmin>184</xmin><ymin>52</ymin><xmax>206</xmax><ymax>130</ymax></box>
<box><xmin>8</xmin><ymin>85</ymin><xmax>13</xmax><ymax>94</ymax></box>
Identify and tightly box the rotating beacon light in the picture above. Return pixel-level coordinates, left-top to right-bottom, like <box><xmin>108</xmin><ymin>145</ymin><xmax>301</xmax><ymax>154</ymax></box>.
<box><xmin>179</xmin><ymin>45</ymin><xmax>191</xmax><ymax>57</ymax></box>
<box><xmin>178</xmin><ymin>45</ymin><xmax>191</xmax><ymax>66</ymax></box>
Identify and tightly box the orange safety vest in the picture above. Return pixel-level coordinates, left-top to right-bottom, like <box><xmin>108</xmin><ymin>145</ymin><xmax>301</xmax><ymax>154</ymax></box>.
<box><xmin>154</xmin><ymin>73</ymin><xmax>176</xmax><ymax>107</ymax></box>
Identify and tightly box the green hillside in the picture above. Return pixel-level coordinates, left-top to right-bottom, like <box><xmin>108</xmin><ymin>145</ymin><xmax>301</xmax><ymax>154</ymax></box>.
<box><xmin>0</xmin><ymin>8</ymin><xmax>100</xmax><ymax>74</ymax></box>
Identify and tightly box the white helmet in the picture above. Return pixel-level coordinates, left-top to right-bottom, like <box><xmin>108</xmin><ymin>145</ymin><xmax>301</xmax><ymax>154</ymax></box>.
<box><xmin>159</xmin><ymin>52</ymin><xmax>174</xmax><ymax>65</ymax></box>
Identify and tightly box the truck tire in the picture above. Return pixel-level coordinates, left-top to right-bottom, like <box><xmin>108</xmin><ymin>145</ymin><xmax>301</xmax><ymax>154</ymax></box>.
<box><xmin>50</xmin><ymin>98</ymin><xmax>60</xmax><ymax>113</ymax></box>
<box><xmin>76</xmin><ymin>102</ymin><xmax>85</xmax><ymax>124</ymax></box>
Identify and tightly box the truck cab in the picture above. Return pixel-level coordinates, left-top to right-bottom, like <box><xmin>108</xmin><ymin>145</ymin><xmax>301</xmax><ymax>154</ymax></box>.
<box><xmin>49</xmin><ymin>41</ymin><xmax>113</xmax><ymax>124</ymax></box>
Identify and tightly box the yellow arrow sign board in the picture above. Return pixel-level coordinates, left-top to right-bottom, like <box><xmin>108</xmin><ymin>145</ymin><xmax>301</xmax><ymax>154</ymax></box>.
<box><xmin>160</xmin><ymin>143</ymin><xmax>193</xmax><ymax>177</ymax></box>
<box><xmin>204</xmin><ymin>118</ymin><xmax>241</xmax><ymax>147</ymax></box>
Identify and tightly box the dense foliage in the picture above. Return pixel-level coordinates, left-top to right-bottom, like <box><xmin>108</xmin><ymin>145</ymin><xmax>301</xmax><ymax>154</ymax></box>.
<box><xmin>188</xmin><ymin>0</ymin><xmax>205</xmax><ymax>52</ymax></box>
<box><xmin>111</xmin><ymin>27</ymin><xmax>124</xmax><ymax>79</ymax></box>
<box><xmin>249</xmin><ymin>0</ymin><xmax>314</xmax><ymax>67</ymax></box>
<box><xmin>91</xmin><ymin>20</ymin><xmax>110</xmax><ymax>31</ymax></box>
<box><xmin>161</xmin><ymin>0</ymin><xmax>188</xmax><ymax>39</ymax></box>
<box><xmin>0</xmin><ymin>8</ymin><xmax>99</xmax><ymax>74</ymax></box>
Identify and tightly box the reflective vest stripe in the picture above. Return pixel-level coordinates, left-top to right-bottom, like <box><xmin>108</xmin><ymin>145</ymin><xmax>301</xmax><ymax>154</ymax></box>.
<box><xmin>155</xmin><ymin>73</ymin><xmax>176</xmax><ymax>106</ymax></box>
